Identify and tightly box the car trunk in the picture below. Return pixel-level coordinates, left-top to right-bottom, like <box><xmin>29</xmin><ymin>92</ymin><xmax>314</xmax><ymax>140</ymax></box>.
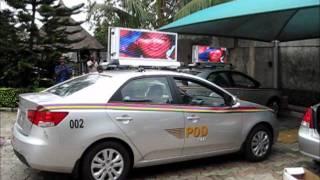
<box><xmin>16</xmin><ymin>92</ymin><xmax>62</xmax><ymax>135</ymax></box>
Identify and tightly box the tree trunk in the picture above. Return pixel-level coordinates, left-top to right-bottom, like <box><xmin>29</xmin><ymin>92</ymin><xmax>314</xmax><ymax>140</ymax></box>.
<box><xmin>29</xmin><ymin>0</ymin><xmax>37</xmax><ymax>51</ymax></box>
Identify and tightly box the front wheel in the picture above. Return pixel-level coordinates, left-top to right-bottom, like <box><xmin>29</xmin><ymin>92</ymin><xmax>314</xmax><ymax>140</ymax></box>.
<box><xmin>82</xmin><ymin>141</ymin><xmax>131</xmax><ymax>180</ymax></box>
<box><xmin>244</xmin><ymin>125</ymin><xmax>273</xmax><ymax>162</ymax></box>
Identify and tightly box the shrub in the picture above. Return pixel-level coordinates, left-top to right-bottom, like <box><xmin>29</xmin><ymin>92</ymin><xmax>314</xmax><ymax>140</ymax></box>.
<box><xmin>0</xmin><ymin>88</ymin><xmax>45</xmax><ymax>108</ymax></box>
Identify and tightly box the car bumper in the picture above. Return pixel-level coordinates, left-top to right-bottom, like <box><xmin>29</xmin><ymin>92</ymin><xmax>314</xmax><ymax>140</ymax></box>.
<box><xmin>11</xmin><ymin>123</ymin><xmax>75</xmax><ymax>173</ymax></box>
<box><xmin>298</xmin><ymin>126</ymin><xmax>320</xmax><ymax>160</ymax></box>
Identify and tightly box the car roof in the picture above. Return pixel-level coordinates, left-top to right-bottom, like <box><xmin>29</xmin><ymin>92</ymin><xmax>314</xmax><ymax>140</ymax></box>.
<box><xmin>99</xmin><ymin>69</ymin><xmax>196</xmax><ymax>81</ymax></box>
<box><xmin>196</xmin><ymin>69</ymin><xmax>246</xmax><ymax>76</ymax></box>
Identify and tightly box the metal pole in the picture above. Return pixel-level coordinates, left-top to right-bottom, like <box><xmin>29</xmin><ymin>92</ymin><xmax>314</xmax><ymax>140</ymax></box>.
<box><xmin>273</xmin><ymin>40</ymin><xmax>279</xmax><ymax>89</ymax></box>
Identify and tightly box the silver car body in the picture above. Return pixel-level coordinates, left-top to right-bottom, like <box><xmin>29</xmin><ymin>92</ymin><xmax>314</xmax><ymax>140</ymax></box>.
<box><xmin>299</xmin><ymin>103</ymin><xmax>320</xmax><ymax>160</ymax></box>
<box><xmin>12</xmin><ymin>70</ymin><xmax>278</xmax><ymax>173</ymax></box>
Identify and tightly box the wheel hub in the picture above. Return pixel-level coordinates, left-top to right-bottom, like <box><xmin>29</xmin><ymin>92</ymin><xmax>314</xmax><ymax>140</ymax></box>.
<box><xmin>91</xmin><ymin>148</ymin><xmax>124</xmax><ymax>180</ymax></box>
<box><xmin>251</xmin><ymin>131</ymin><xmax>270</xmax><ymax>157</ymax></box>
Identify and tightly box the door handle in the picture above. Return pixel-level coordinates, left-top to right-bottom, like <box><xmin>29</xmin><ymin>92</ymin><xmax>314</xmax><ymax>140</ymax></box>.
<box><xmin>116</xmin><ymin>115</ymin><xmax>133</xmax><ymax>124</ymax></box>
<box><xmin>187</xmin><ymin>115</ymin><xmax>200</xmax><ymax>123</ymax></box>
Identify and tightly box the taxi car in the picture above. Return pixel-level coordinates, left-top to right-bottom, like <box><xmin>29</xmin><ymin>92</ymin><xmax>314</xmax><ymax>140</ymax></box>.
<box><xmin>12</xmin><ymin>69</ymin><xmax>279</xmax><ymax>180</ymax></box>
<box><xmin>299</xmin><ymin>103</ymin><xmax>320</xmax><ymax>161</ymax></box>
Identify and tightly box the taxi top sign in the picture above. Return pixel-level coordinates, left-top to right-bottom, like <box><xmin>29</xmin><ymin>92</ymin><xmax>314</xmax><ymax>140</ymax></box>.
<box><xmin>108</xmin><ymin>27</ymin><xmax>180</xmax><ymax>68</ymax></box>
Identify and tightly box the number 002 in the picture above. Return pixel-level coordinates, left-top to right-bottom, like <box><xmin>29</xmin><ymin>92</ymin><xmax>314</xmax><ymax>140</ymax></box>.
<box><xmin>69</xmin><ymin>119</ymin><xmax>84</xmax><ymax>129</ymax></box>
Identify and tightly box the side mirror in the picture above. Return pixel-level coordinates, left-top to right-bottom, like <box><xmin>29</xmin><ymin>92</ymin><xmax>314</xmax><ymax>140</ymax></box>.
<box><xmin>231</xmin><ymin>96</ymin><xmax>240</xmax><ymax>108</ymax></box>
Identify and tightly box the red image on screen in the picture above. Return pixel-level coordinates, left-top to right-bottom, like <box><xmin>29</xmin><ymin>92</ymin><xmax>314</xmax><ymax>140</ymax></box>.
<box><xmin>119</xmin><ymin>29</ymin><xmax>176</xmax><ymax>60</ymax></box>
<box><xmin>197</xmin><ymin>46</ymin><xmax>227</xmax><ymax>63</ymax></box>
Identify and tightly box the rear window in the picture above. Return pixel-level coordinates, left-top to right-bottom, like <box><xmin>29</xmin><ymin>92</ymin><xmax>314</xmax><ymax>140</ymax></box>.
<box><xmin>46</xmin><ymin>74</ymin><xmax>100</xmax><ymax>97</ymax></box>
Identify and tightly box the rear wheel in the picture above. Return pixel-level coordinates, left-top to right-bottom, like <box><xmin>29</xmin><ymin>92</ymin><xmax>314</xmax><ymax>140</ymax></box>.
<box><xmin>82</xmin><ymin>141</ymin><xmax>131</xmax><ymax>180</ymax></box>
<box><xmin>244</xmin><ymin>125</ymin><xmax>272</xmax><ymax>162</ymax></box>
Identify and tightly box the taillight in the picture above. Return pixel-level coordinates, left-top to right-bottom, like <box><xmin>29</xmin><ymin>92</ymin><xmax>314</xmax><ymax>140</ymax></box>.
<box><xmin>27</xmin><ymin>109</ymin><xmax>68</xmax><ymax>127</ymax></box>
<box><xmin>301</xmin><ymin>107</ymin><xmax>313</xmax><ymax>128</ymax></box>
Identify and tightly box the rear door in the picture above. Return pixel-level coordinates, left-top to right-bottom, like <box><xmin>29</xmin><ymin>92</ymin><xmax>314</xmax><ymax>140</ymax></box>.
<box><xmin>229</xmin><ymin>72</ymin><xmax>266</xmax><ymax>104</ymax></box>
<box><xmin>107</xmin><ymin>76</ymin><xmax>185</xmax><ymax>160</ymax></box>
<box><xmin>206</xmin><ymin>71</ymin><xmax>241</xmax><ymax>97</ymax></box>
<box><xmin>171</xmin><ymin>76</ymin><xmax>243</xmax><ymax>155</ymax></box>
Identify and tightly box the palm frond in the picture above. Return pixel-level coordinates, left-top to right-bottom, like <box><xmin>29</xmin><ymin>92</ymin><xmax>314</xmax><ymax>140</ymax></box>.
<box><xmin>174</xmin><ymin>0</ymin><xmax>231</xmax><ymax>20</ymax></box>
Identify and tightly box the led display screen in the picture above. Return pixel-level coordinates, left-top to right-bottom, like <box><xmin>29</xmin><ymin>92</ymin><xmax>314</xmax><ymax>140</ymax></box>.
<box><xmin>193</xmin><ymin>45</ymin><xmax>228</xmax><ymax>63</ymax></box>
<box><xmin>111</xmin><ymin>28</ymin><xmax>177</xmax><ymax>60</ymax></box>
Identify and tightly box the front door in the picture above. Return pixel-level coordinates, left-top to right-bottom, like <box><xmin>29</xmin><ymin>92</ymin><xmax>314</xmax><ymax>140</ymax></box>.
<box><xmin>172</xmin><ymin>76</ymin><xmax>243</xmax><ymax>155</ymax></box>
<box><xmin>107</xmin><ymin>76</ymin><xmax>185</xmax><ymax>160</ymax></box>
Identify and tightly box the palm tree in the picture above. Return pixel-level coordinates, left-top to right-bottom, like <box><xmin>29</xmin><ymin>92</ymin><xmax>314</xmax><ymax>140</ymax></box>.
<box><xmin>87</xmin><ymin>0</ymin><xmax>188</xmax><ymax>29</ymax></box>
<box><xmin>174</xmin><ymin>0</ymin><xmax>230</xmax><ymax>20</ymax></box>
<box><xmin>87</xmin><ymin>0</ymin><xmax>151</xmax><ymax>29</ymax></box>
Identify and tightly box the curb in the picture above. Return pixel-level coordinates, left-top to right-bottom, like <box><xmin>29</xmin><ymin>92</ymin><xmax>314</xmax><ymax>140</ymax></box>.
<box><xmin>280</xmin><ymin>104</ymin><xmax>306</xmax><ymax>119</ymax></box>
<box><xmin>0</xmin><ymin>107</ymin><xmax>17</xmax><ymax>112</ymax></box>
<box><xmin>287</xmin><ymin>105</ymin><xmax>307</xmax><ymax>113</ymax></box>
<box><xmin>280</xmin><ymin>110</ymin><xmax>304</xmax><ymax>119</ymax></box>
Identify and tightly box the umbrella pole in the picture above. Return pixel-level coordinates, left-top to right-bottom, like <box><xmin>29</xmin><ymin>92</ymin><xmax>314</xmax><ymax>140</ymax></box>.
<box><xmin>273</xmin><ymin>40</ymin><xmax>280</xmax><ymax>89</ymax></box>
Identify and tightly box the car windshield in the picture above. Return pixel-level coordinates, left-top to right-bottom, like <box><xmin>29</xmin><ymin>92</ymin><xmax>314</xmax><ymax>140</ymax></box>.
<box><xmin>46</xmin><ymin>74</ymin><xmax>101</xmax><ymax>97</ymax></box>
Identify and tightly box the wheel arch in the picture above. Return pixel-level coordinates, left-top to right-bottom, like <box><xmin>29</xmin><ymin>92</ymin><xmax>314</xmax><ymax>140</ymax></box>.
<box><xmin>266</xmin><ymin>96</ymin><xmax>280</xmax><ymax>106</ymax></box>
<box><xmin>243</xmin><ymin>122</ymin><xmax>275</xmax><ymax>146</ymax></box>
<box><xmin>72</xmin><ymin>137</ymin><xmax>135</xmax><ymax>178</ymax></box>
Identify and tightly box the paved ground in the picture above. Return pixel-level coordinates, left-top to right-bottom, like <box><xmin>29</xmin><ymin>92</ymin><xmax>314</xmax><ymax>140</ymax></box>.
<box><xmin>1</xmin><ymin>111</ymin><xmax>319</xmax><ymax>180</ymax></box>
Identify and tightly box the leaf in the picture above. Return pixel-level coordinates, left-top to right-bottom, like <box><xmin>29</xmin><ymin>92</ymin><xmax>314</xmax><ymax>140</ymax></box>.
<box><xmin>174</xmin><ymin>0</ymin><xmax>231</xmax><ymax>20</ymax></box>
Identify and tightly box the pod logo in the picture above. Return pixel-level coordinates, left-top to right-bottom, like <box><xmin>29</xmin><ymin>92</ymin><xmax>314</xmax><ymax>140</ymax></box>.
<box><xmin>185</xmin><ymin>126</ymin><xmax>208</xmax><ymax>138</ymax></box>
<box><xmin>165</xmin><ymin>126</ymin><xmax>209</xmax><ymax>139</ymax></box>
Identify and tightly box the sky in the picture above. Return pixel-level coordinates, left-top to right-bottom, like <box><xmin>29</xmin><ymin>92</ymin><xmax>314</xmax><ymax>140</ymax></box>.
<box><xmin>0</xmin><ymin>0</ymin><xmax>105</xmax><ymax>35</ymax></box>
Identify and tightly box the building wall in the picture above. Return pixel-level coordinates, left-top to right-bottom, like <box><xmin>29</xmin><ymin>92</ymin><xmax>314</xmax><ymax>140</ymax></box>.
<box><xmin>279</xmin><ymin>40</ymin><xmax>320</xmax><ymax>106</ymax></box>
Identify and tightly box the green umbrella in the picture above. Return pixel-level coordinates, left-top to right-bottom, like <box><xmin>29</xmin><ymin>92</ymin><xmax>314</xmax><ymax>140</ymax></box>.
<box><xmin>160</xmin><ymin>0</ymin><xmax>320</xmax><ymax>42</ymax></box>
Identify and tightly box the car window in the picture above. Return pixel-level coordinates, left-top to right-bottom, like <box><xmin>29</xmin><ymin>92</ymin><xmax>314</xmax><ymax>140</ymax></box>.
<box><xmin>47</xmin><ymin>74</ymin><xmax>100</xmax><ymax>97</ymax></box>
<box><xmin>174</xmin><ymin>77</ymin><xmax>226</xmax><ymax>107</ymax></box>
<box><xmin>207</xmin><ymin>72</ymin><xmax>231</xmax><ymax>87</ymax></box>
<box><xmin>120</xmin><ymin>77</ymin><xmax>173</xmax><ymax>104</ymax></box>
<box><xmin>231</xmin><ymin>73</ymin><xmax>256</xmax><ymax>88</ymax></box>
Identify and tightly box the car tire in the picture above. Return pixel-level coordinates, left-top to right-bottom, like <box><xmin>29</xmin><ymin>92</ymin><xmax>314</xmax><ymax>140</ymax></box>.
<box><xmin>244</xmin><ymin>125</ymin><xmax>272</xmax><ymax>162</ymax></box>
<box><xmin>82</xmin><ymin>141</ymin><xmax>131</xmax><ymax>180</ymax></box>
<box><xmin>267</xmin><ymin>99</ymin><xmax>280</xmax><ymax>116</ymax></box>
<box><xmin>313</xmin><ymin>159</ymin><xmax>320</xmax><ymax>166</ymax></box>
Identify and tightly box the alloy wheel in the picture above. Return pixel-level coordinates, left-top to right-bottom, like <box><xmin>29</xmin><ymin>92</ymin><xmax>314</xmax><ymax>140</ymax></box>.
<box><xmin>251</xmin><ymin>131</ymin><xmax>270</xmax><ymax>157</ymax></box>
<box><xmin>91</xmin><ymin>148</ymin><xmax>124</xmax><ymax>180</ymax></box>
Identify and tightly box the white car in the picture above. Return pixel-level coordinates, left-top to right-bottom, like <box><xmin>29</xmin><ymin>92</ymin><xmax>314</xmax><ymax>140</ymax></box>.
<box><xmin>12</xmin><ymin>69</ymin><xmax>278</xmax><ymax>180</ymax></box>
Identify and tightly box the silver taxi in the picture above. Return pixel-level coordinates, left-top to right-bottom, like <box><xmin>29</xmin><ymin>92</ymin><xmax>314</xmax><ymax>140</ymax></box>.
<box><xmin>299</xmin><ymin>103</ymin><xmax>320</xmax><ymax>161</ymax></box>
<box><xmin>12</xmin><ymin>70</ymin><xmax>278</xmax><ymax>180</ymax></box>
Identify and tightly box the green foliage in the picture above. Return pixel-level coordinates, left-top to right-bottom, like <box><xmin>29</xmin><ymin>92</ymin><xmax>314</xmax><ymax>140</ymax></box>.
<box><xmin>94</xmin><ymin>20</ymin><xmax>109</xmax><ymax>47</ymax></box>
<box><xmin>87</xmin><ymin>0</ymin><xmax>184</xmax><ymax>47</ymax></box>
<box><xmin>1</xmin><ymin>0</ymin><xmax>84</xmax><ymax>88</ymax></box>
<box><xmin>87</xmin><ymin>0</ymin><xmax>150</xmax><ymax>29</ymax></box>
<box><xmin>0</xmin><ymin>54</ymin><xmax>37</xmax><ymax>87</ymax></box>
<box><xmin>174</xmin><ymin>0</ymin><xmax>230</xmax><ymax>20</ymax></box>
<box><xmin>0</xmin><ymin>88</ymin><xmax>38</xmax><ymax>108</ymax></box>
